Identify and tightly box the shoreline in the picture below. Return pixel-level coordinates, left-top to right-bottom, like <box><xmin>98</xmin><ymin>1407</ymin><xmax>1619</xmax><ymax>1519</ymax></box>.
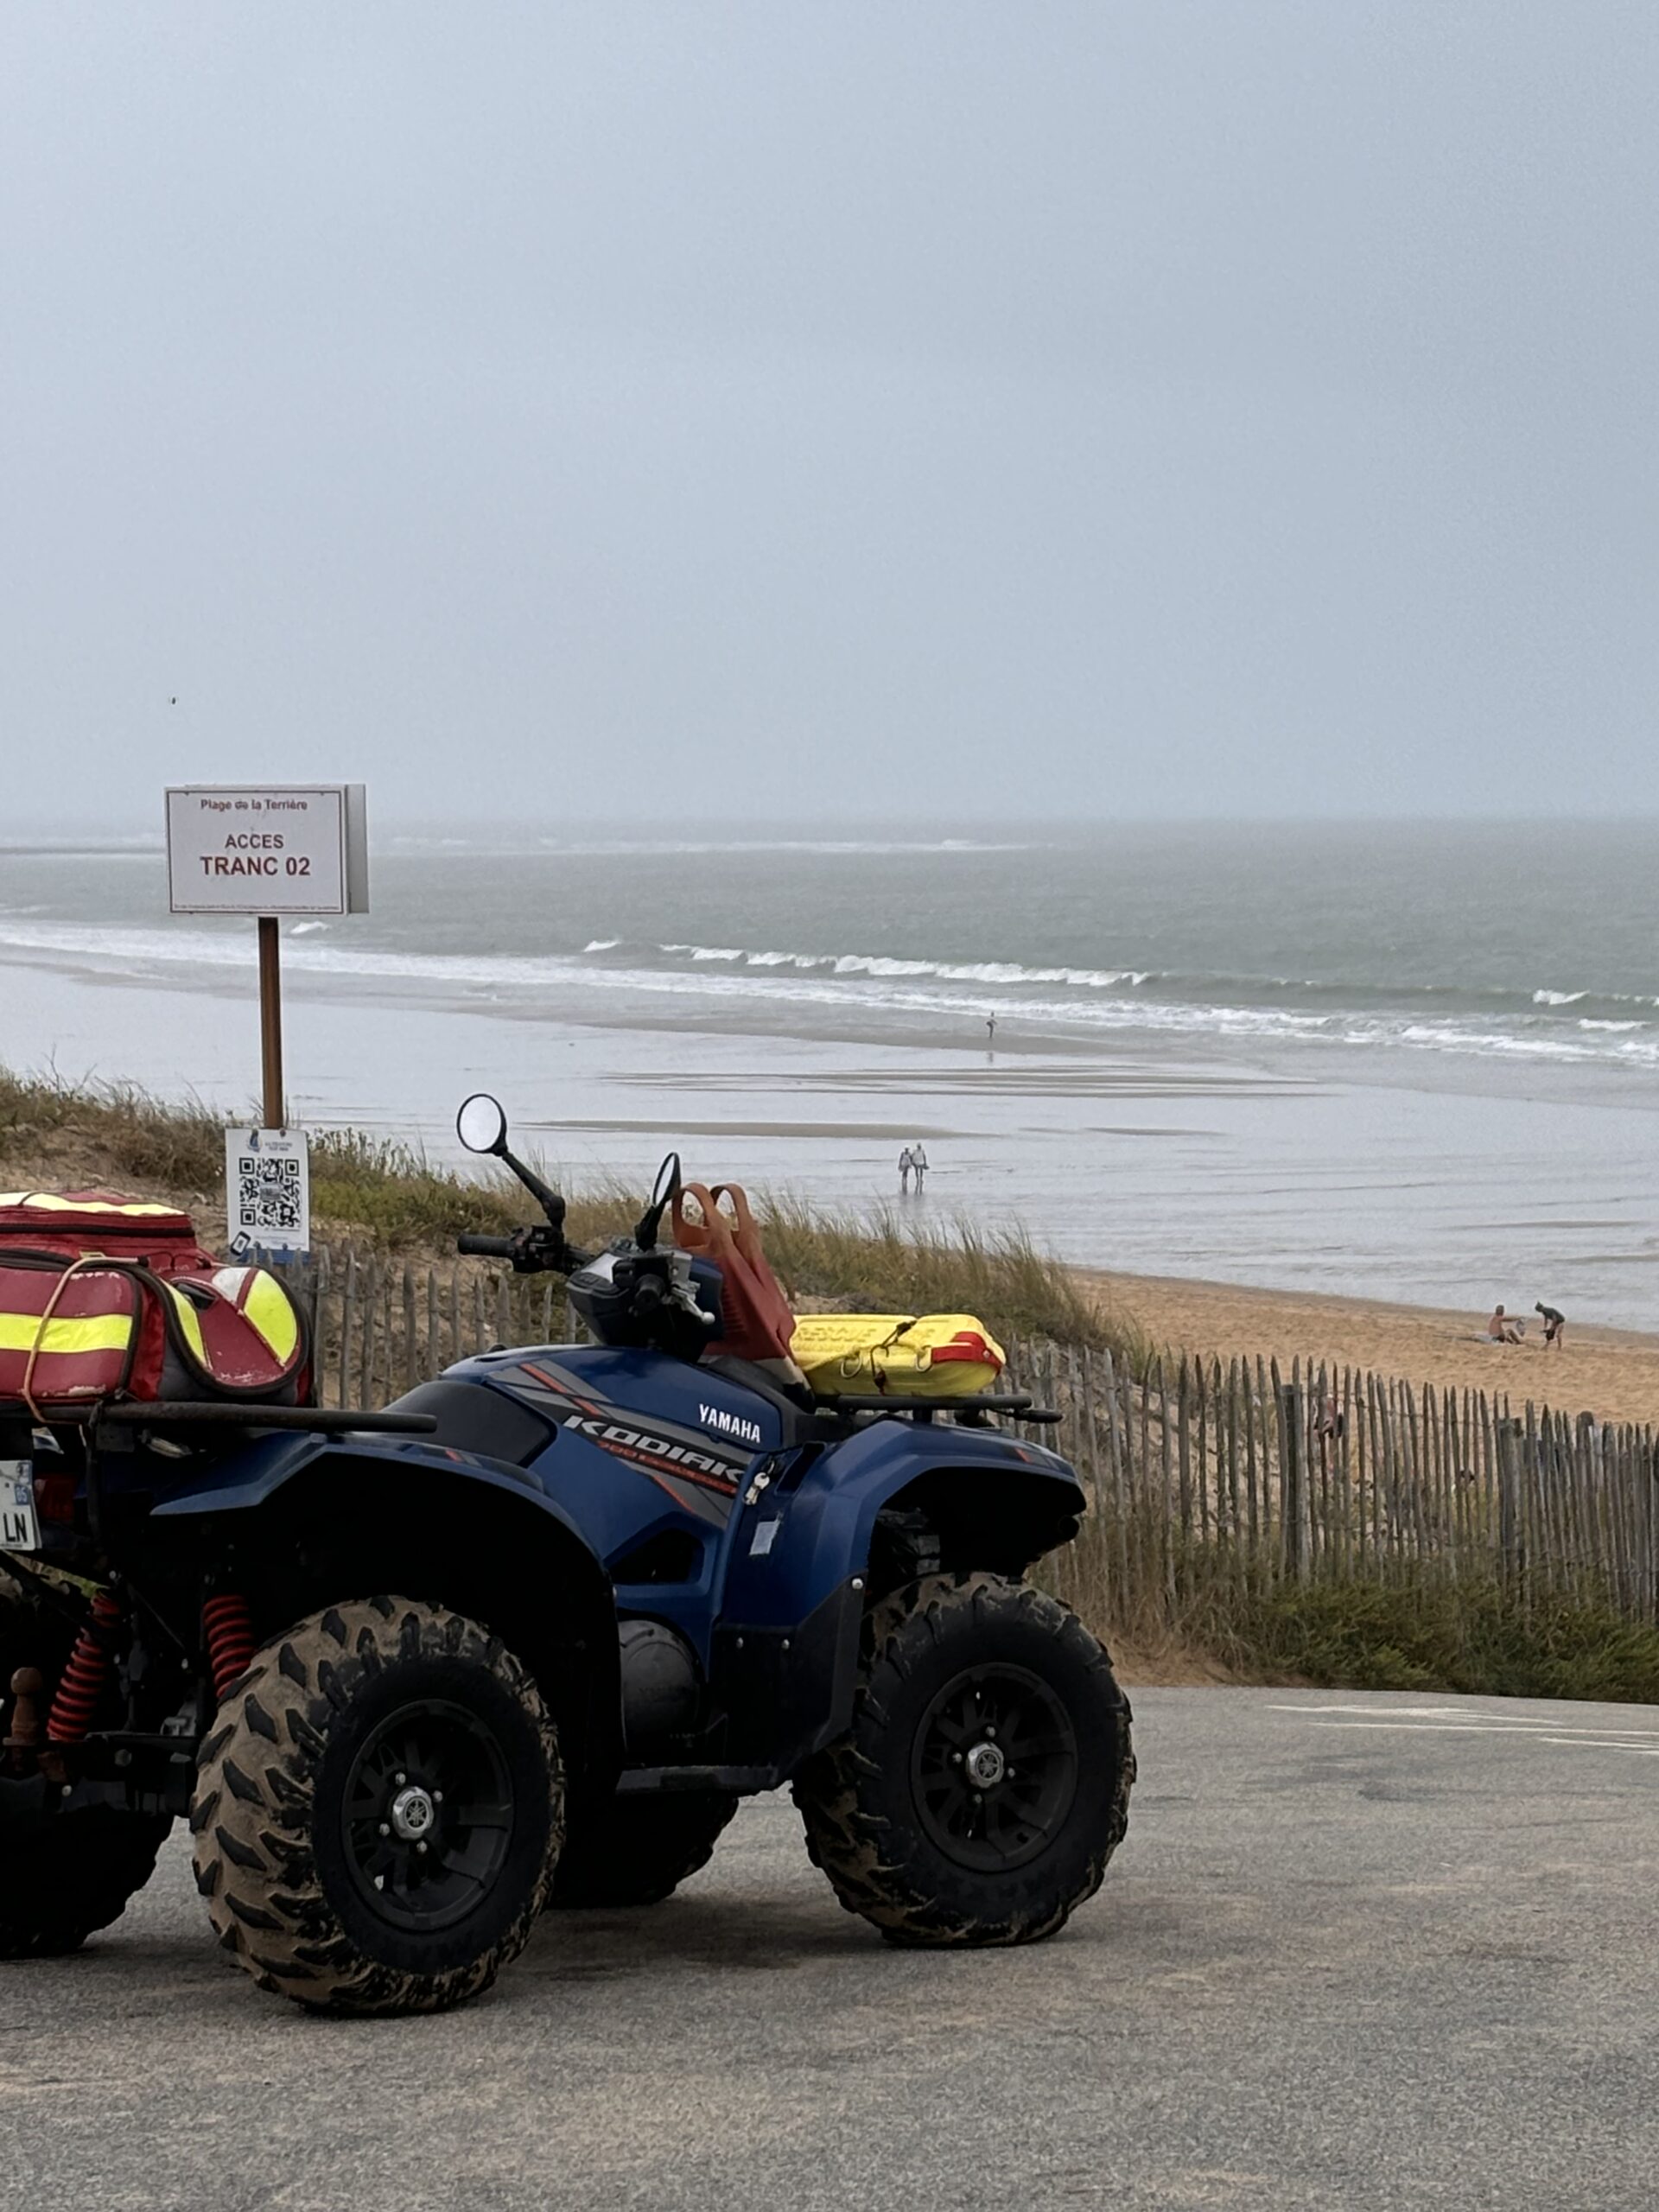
<box><xmin>7</xmin><ymin>938</ymin><xmax>1659</xmax><ymax>1333</ymax></box>
<box><xmin>7</xmin><ymin>1034</ymin><xmax>1659</xmax><ymax>1424</ymax></box>
<box><xmin>1083</xmin><ymin>1265</ymin><xmax>1659</xmax><ymax>1427</ymax></box>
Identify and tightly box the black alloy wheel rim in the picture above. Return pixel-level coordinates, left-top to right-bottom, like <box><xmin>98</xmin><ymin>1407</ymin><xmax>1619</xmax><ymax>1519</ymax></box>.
<box><xmin>340</xmin><ymin>1698</ymin><xmax>515</xmax><ymax>1932</ymax></box>
<box><xmin>910</xmin><ymin>1662</ymin><xmax>1079</xmax><ymax>1873</ymax></box>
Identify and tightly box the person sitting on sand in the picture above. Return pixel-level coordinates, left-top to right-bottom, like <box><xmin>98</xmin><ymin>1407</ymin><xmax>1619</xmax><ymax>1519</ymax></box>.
<box><xmin>1486</xmin><ymin>1303</ymin><xmax>1523</xmax><ymax>1344</ymax></box>
<box><xmin>1535</xmin><ymin>1301</ymin><xmax>1566</xmax><ymax>1349</ymax></box>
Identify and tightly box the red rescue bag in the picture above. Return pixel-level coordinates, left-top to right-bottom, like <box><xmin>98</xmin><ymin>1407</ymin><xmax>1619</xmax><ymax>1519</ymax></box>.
<box><xmin>0</xmin><ymin>1190</ymin><xmax>310</xmax><ymax>1414</ymax></box>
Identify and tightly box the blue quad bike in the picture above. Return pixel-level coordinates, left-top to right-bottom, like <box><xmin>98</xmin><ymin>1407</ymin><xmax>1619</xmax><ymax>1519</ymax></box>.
<box><xmin>0</xmin><ymin>1096</ymin><xmax>1134</xmax><ymax>2013</ymax></box>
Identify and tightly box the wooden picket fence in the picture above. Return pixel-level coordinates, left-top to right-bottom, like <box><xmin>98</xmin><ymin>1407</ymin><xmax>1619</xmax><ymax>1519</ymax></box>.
<box><xmin>1003</xmin><ymin>1338</ymin><xmax>1659</xmax><ymax>1634</ymax></box>
<box><xmin>287</xmin><ymin>1249</ymin><xmax>1659</xmax><ymax>1629</ymax></box>
<box><xmin>289</xmin><ymin>1247</ymin><xmax>585</xmax><ymax>1410</ymax></box>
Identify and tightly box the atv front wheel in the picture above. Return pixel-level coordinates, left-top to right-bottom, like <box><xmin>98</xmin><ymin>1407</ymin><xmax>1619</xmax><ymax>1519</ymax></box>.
<box><xmin>792</xmin><ymin>1573</ymin><xmax>1133</xmax><ymax>1947</ymax></box>
<box><xmin>0</xmin><ymin>1573</ymin><xmax>172</xmax><ymax>1958</ymax></box>
<box><xmin>193</xmin><ymin>1596</ymin><xmax>563</xmax><ymax>2013</ymax></box>
<box><xmin>551</xmin><ymin>1789</ymin><xmax>738</xmax><ymax>1908</ymax></box>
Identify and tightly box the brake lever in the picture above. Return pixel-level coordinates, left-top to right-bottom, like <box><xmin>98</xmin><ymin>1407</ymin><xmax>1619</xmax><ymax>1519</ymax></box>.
<box><xmin>670</xmin><ymin>1283</ymin><xmax>717</xmax><ymax>1331</ymax></box>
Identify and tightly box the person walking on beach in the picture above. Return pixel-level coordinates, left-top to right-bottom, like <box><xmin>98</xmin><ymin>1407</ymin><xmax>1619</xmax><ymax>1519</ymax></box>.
<box><xmin>1487</xmin><ymin>1303</ymin><xmax>1522</xmax><ymax>1344</ymax></box>
<box><xmin>986</xmin><ymin>1014</ymin><xmax>996</xmax><ymax>1046</ymax></box>
<box><xmin>910</xmin><ymin>1142</ymin><xmax>929</xmax><ymax>1192</ymax></box>
<box><xmin>898</xmin><ymin>1147</ymin><xmax>912</xmax><ymax>1194</ymax></box>
<box><xmin>1535</xmin><ymin>1301</ymin><xmax>1566</xmax><ymax>1349</ymax></box>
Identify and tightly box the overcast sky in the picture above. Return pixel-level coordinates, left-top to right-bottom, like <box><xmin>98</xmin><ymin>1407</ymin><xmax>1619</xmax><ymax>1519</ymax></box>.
<box><xmin>3</xmin><ymin>3</ymin><xmax>1654</xmax><ymax>829</ymax></box>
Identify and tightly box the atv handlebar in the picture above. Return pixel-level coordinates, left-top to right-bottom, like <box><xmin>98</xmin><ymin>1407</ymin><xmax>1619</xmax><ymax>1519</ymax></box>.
<box><xmin>456</xmin><ymin>1227</ymin><xmax>596</xmax><ymax>1274</ymax></box>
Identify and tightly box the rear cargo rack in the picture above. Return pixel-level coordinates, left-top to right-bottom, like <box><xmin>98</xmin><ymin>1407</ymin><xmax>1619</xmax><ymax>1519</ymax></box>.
<box><xmin>89</xmin><ymin>1402</ymin><xmax>438</xmax><ymax>1436</ymax></box>
<box><xmin>813</xmin><ymin>1392</ymin><xmax>1062</xmax><ymax>1427</ymax></box>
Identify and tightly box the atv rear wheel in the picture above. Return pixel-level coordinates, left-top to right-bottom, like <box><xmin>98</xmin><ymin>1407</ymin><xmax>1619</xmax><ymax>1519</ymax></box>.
<box><xmin>0</xmin><ymin>1572</ymin><xmax>172</xmax><ymax>1959</ymax></box>
<box><xmin>792</xmin><ymin>1573</ymin><xmax>1133</xmax><ymax>1947</ymax></box>
<box><xmin>0</xmin><ymin>1804</ymin><xmax>175</xmax><ymax>1959</ymax></box>
<box><xmin>192</xmin><ymin>1596</ymin><xmax>563</xmax><ymax>2014</ymax></box>
<box><xmin>551</xmin><ymin>1789</ymin><xmax>738</xmax><ymax>1908</ymax></box>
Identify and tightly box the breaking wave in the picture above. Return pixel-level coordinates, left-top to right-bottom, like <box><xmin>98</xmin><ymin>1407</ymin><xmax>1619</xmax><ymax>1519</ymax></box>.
<box><xmin>3</xmin><ymin>916</ymin><xmax>1658</xmax><ymax>1073</ymax></box>
<box><xmin>385</xmin><ymin>835</ymin><xmax>1039</xmax><ymax>857</ymax></box>
<box><xmin>652</xmin><ymin>944</ymin><xmax>1149</xmax><ymax>988</ymax></box>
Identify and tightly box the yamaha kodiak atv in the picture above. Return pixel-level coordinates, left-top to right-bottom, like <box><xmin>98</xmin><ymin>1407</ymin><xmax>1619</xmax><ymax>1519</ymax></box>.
<box><xmin>0</xmin><ymin>1096</ymin><xmax>1134</xmax><ymax>2012</ymax></box>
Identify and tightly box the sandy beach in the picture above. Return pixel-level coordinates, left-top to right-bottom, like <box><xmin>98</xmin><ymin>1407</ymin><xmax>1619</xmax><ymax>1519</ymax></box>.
<box><xmin>7</xmin><ymin>938</ymin><xmax>1659</xmax><ymax>1332</ymax></box>
<box><xmin>1086</xmin><ymin>1266</ymin><xmax>1659</xmax><ymax>1428</ymax></box>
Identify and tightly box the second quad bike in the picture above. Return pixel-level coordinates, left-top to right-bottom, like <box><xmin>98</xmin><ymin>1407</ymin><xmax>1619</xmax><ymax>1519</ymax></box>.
<box><xmin>0</xmin><ymin>1096</ymin><xmax>1134</xmax><ymax>2012</ymax></box>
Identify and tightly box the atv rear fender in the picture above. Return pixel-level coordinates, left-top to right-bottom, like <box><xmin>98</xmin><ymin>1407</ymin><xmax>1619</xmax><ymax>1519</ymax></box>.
<box><xmin>151</xmin><ymin>1428</ymin><xmax>621</xmax><ymax>1777</ymax></box>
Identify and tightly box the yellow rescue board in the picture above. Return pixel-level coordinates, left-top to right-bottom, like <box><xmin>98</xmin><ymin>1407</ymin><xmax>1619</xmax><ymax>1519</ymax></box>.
<box><xmin>790</xmin><ymin>1313</ymin><xmax>1007</xmax><ymax>1398</ymax></box>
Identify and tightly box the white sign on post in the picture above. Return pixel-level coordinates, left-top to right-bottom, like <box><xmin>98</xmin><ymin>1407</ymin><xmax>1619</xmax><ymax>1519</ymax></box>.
<box><xmin>225</xmin><ymin>1127</ymin><xmax>311</xmax><ymax>1258</ymax></box>
<box><xmin>166</xmin><ymin>785</ymin><xmax>369</xmax><ymax>917</ymax></box>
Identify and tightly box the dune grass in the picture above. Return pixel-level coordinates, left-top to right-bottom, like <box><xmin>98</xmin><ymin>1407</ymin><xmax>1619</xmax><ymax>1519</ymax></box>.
<box><xmin>0</xmin><ymin>1065</ymin><xmax>1124</xmax><ymax>1351</ymax></box>
<box><xmin>1218</xmin><ymin>1578</ymin><xmax>1659</xmax><ymax>1706</ymax></box>
<box><xmin>754</xmin><ymin>1192</ymin><xmax>1119</xmax><ymax>1347</ymax></box>
<box><xmin>0</xmin><ymin>1065</ymin><xmax>227</xmax><ymax>1192</ymax></box>
<box><xmin>1046</xmin><ymin>1536</ymin><xmax>1659</xmax><ymax>1702</ymax></box>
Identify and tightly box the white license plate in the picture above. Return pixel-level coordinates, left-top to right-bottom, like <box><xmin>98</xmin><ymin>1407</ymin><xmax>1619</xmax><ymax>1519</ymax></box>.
<box><xmin>1</xmin><ymin>1462</ymin><xmax>40</xmax><ymax>1553</ymax></box>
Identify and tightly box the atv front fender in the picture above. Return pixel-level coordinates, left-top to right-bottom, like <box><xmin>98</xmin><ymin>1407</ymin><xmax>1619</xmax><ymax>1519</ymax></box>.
<box><xmin>695</xmin><ymin>1418</ymin><xmax>1086</xmax><ymax>1782</ymax></box>
<box><xmin>728</xmin><ymin>1417</ymin><xmax>1085</xmax><ymax>1629</ymax></box>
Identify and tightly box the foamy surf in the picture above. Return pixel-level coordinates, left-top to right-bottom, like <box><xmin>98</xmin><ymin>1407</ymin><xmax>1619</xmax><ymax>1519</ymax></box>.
<box><xmin>3</xmin><ymin>914</ymin><xmax>1657</xmax><ymax>1072</ymax></box>
<box><xmin>385</xmin><ymin>836</ymin><xmax>1041</xmax><ymax>857</ymax></box>
<box><xmin>651</xmin><ymin>943</ymin><xmax>1149</xmax><ymax>988</ymax></box>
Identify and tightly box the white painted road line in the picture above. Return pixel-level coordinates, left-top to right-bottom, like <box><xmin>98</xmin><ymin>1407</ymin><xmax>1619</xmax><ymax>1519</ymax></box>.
<box><xmin>1271</xmin><ymin>1702</ymin><xmax>1659</xmax><ymax>1756</ymax></box>
<box><xmin>1273</xmin><ymin>1702</ymin><xmax>1659</xmax><ymax>1733</ymax></box>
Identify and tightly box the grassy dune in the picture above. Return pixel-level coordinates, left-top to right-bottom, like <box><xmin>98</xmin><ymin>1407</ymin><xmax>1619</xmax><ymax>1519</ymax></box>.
<box><xmin>0</xmin><ymin>1065</ymin><xmax>1124</xmax><ymax>1351</ymax></box>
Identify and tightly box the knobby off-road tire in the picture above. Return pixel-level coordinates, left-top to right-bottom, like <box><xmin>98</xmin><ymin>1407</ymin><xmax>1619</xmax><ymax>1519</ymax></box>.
<box><xmin>192</xmin><ymin>1596</ymin><xmax>563</xmax><ymax>2014</ymax></box>
<box><xmin>551</xmin><ymin>1789</ymin><xmax>739</xmax><ymax>1908</ymax></box>
<box><xmin>0</xmin><ymin>1572</ymin><xmax>172</xmax><ymax>1959</ymax></box>
<box><xmin>792</xmin><ymin>1573</ymin><xmax>1134</xmax><ymax>1948</ymax></box>
<box><xmin>0</xmin><ymin>1808</ymin><xmax>174</xmax><ymax>1958</ymax></box>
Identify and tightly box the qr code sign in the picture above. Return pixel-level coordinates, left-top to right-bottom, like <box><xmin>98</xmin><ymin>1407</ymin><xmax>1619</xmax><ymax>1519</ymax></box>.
<box><xmin>225</xmin><ymin>1128</ymin><xmax>309</xmax><ymax>1254</ymax></box>
<box><xmin>237</xmin><ymin>1153</ymin><xmax>302</xmax><ymax>1231</ymax></box>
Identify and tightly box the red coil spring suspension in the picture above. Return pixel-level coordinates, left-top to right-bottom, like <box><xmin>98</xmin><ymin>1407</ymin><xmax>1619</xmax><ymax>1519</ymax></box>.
<box><xmin>47</xmin><ymin>1589</ymin><xmax>124</xmax><ymax>1744</ymax></box>
<box><xmin>202</xmin><ymin>1594</ymin><xmax>256</xmax><ymax>1704</ymax></box>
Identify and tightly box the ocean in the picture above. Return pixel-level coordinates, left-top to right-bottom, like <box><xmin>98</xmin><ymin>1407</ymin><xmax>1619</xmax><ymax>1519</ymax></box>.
<box><xmin>3</xmin><ymin>821</ymin><xmax>1657</xmax><ymax>1325</ymax></box>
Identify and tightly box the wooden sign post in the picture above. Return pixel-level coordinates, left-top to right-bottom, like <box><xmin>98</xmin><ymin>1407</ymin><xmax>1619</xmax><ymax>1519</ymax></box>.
<box><xmin>257</xmin><ymin>915</ymin><xmax>286</xmax><ymax>1128</ymax></box>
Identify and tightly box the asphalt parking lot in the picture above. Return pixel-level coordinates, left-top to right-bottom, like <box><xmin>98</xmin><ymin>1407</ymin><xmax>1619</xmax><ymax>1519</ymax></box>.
<box><xmin>5</xmin><ymin>1687</ymin><xmax>1658</xmax><ymax>2211</ymax></box>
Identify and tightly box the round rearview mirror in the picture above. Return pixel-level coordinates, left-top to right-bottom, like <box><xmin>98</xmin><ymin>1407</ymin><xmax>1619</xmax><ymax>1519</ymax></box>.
<box><xmin>456</xmin><ymin>1092</ymin><xmax>509</xmax><ymax>1156</ymax></box>
<box><xmin>633</xmin><ymin>1151</ymin><xmax>682</xmax><ymax>1249</ymax></box>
